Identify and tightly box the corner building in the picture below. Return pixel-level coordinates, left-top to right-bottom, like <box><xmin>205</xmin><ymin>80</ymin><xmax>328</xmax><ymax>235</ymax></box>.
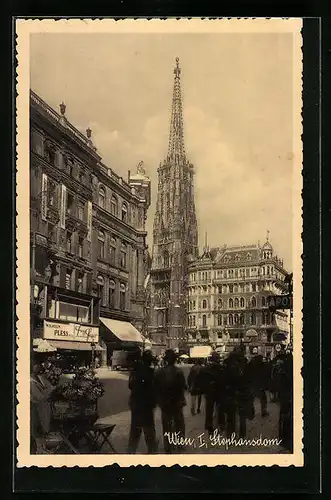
<box><xmin>30</xmin><ymin>90</ymin><xmax>151</xmax><ymax>363</ymax></box>
<box><xmin>187</xmin><ymin>240</ymin><xmax>290</xmax><ymax>358</ymax></box>
<box><xmin>149</xmin><ymin>58</ymin><xmax>199</xmax><ymax>353</ymax></box>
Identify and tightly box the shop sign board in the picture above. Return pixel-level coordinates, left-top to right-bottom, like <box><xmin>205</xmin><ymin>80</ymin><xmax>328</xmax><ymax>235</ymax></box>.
<box><xmin>44</xmin><ymin>320</ymin><xmax>99</xmax><ymax>343</ymax></box>
<box><xmin>267</xmin><ymin>294</ymin><xmax>293</xmax><ymax>310</ymax></box>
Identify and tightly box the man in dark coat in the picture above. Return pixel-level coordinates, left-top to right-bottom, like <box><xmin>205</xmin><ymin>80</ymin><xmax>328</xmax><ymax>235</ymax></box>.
<box><xmin>187</xmin><ymin>359</ymin><xmax>203</xmax><ymax>415</ymax></box>
<box><xmin>155</xmin><ymin>349</ymin><xmax>187</xmax><ymax>453</ymax></box>
<box><xmin>127</xmin><ymin>350</ymin><xmax>158</xmax><ymax>454</ymax></box>
<box><xmin>224</xmin><ymin>346</ymin><xmax>252</xmax><ymax>438</ymax></box>
<box><xmin>246</xmin><ymin>348</ymin><xmax>269</xmax><ymax>417</ymax></box>
<box><xmin>200</xmin><ymin>351</ymin><xmax>226</xmax><ymax>436</ymax></box>
<box><xmin>277</xmin><ymin>351</ymin><xmax>293</xmax><ymax>451</ymax></box>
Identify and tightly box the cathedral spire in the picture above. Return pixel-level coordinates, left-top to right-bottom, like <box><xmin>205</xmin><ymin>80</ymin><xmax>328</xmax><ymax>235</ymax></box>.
<box><xmin>167</xmin><ymin>57</ymin><xmax>186</xmax><ymax>159</ymax></box>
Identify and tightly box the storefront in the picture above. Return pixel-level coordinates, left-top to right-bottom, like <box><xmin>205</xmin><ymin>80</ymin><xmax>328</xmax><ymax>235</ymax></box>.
<box><xmin>33</xmin><ymin>318</ymin><xmax>105</xmax><ymax>369</ymax></box>
<box><xmin>99</xmin><ymin>317</ymin><xmax>152</xmax><ymax>364</ymax></box>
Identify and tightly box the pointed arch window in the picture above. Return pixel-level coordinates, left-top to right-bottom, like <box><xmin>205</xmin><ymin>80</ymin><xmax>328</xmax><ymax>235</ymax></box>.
<box><xmin>111</xmin><ymin>195</ymin><xmax>118</xmax><ymax>216</ymax></box>
<box><xmin>250</xmin><ymin>312</ymin><xmax>256</xmax><ymax>325</ymax></box>
<box><xmin>229</xmin><ymin>298</ymin><xmax>234</xmax><ymax>308</ymax></box>
<box><xmin>251</xmin><ymin>296</ymin><xmax>257</xmax><ymax>308</ymax></box>
<box><xmin>98</xmin><ymin>186</ymin><xmax>106</xmax><ymax>208</ymax></box>
<box><xmin>234</xmin><ymin>297</ymin><xmax>239</xmax><ymax>308</ymax></box>
<box><xmin>202</xmin><ymin>299</ymin><xmax>207</xmax><ymax>309</ymax></box>
<box><xmin>229</xmin><ymin>314</ymin><xmax>233</xmax><ymax>325</ymax></box>
<box><xmin>234</xmin><ymin>314</ymin><xmax>239</xmax><ymax>325</ymax></box>
<box><xmin>240</xmin><ymin>297</ymin><xmax>245</xmax><ymax>308</ymax></box>
<box><xmin>121</xmin><ymin>202</ymin><xmax>128</xmax><ymax>223</ymax></box>
<box><xmin>202</xmin><ymin>314</ymin><xmax>207</xmax><ymax>328</ymax></box>
<box><xmin>98</xmin><ymin>231</ymin><xmax>105</xmax><ymax>259</ymax></box>
<box><xmin>239</xmin><ymin>314</ymin><xmax>245</xmax><ymax>325</ymax></box>
<box><xmin>109</xmin><ymin>280</ymin><xmax>116</xmax><ymax>308</ymax></box>
<box><xmin>218</xmin><ymin>298</ymin><xmax>223</xmax><ymax>309</ymax></box>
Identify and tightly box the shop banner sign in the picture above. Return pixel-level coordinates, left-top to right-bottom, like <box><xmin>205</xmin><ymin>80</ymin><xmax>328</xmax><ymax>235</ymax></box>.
<box><xmin>41</xmin><ymin>173</ymin><xmax>48</xmax><ymax>221</ymax></box>
<box><xmin>87</xmin><ymin>200</ymin><xmax>92</xmax><ymax>242</ymax></box>
<box><xmin>60</xmin><ymin>184</ymin><xmax>66</xmax><ymax>229</ymax></box>
<box><xmin>44</xmin><ymin>320</ymin><xmax>99</xmax><ymax>343</ymax></box>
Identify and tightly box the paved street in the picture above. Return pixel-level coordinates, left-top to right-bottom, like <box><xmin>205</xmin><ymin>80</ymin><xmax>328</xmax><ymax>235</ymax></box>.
<box><xmin>86</xmin><ymin>366</ymin><xmax>289</xmax><ymax>455</ymax></box>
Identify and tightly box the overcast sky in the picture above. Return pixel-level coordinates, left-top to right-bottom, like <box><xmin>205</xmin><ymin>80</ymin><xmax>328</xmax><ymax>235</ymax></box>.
<box><xmin>30</xmin><ymin>32</ymin><xmax>295</xmax><ymax>269</ymax></box>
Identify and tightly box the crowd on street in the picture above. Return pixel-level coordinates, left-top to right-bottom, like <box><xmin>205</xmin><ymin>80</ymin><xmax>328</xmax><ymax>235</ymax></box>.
<box><xmin>30</xmin><ymin>345</ymin><xmax>293</xmax><ymax>455</ymax></box>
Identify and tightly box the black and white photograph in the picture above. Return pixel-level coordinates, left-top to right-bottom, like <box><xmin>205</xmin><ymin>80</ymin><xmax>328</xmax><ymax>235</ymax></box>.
<box><xmin>16</xmin><ymin>18</ymin><xmax>303</xmax><ymax>467</ymax></box>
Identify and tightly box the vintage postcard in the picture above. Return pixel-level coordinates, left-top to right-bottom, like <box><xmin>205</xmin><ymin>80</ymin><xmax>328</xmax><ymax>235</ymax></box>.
<box><xmin>16</xmin><ymin>18</ymin><xmax>303</xmax><ymax>467</ymax></box>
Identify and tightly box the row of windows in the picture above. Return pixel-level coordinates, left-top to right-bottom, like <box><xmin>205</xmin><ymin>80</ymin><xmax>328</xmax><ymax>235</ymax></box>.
<box><xmin>188</xmin><ymin>296</ymin><xmax>269</xmax><ymax>310</ymax></box>
<box><xmin>97</xmin><ymin>231</ymin><xmax>128</xmax><ymax>269</ymax></box>
<box><xmin>190</xmin><ymin>265</ymin><xmax>277</xmax><ymax>282</ymax></box>
<box><xmin>188</xmin><ymin>281</ymin><xmax>276</xmax><ymax>295</ymax></box>
<box><xmin>98</xmin><ymin>187</ymin><xmax>132</xmax><ymax>224</ymax></box>
<box><xmin>96</xmin><ymin>275</ymin><xmax>127</xmax><ymax>310</ymax></box>
<box><xmin>188</xmin><ymin>312</ymin><xmax>275</xmax><ymax>328</ymax></box>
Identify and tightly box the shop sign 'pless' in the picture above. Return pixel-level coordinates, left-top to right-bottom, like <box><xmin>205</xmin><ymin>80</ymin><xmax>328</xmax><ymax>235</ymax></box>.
<box><xmin>43</xmin><ymin>320</ymin><xmax>99</xmax><ymax>343</ymax></box>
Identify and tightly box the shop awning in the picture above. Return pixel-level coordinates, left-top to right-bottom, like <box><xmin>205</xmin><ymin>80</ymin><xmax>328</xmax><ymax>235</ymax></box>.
<box><xmin>46</xmin><ymin>340</ymin><xmax>106</xmax><ymax>351</ymax></box>
<box><xmin>100</xmin><ymin>317</ymin><xmax>145</xmax><ymax>344</ymax></box>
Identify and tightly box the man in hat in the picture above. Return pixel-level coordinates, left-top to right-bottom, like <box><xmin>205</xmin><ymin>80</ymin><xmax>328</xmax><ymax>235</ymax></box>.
<box><xmin>127</xmin><ymin>350</ymin><xmax>158</xmax><ymax>454</ymax></box>
<box><xmin>200</xmin><ymin>351</ymin><xmax>226</xmax><ymax>436</ymax></box>
<box><xmin>247</xmin><ymin>347</ymin><xmax>269</xmax><ymax>417</ymax></box>
<box><xmin>155</xmin><ymin>349</ymin><xmax>187</xmax><ymax>453</ymax></box>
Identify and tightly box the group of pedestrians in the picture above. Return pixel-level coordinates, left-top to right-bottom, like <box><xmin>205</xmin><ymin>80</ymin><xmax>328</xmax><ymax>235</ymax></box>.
<box><xmin>127</xmin><ymin>346</ymin><xmax>293</xmax><ymax>454</ymax></box>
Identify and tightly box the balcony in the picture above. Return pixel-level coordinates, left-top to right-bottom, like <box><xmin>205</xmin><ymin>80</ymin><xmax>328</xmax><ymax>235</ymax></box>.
<box><xmin>66</xmin><ymin>211</ymin><xmax>88</xmax><ymax>234</ymax></box>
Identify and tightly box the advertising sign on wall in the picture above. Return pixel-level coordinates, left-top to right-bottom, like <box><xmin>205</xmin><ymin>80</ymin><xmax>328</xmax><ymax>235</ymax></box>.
<box><xmin>44</xmin><ymin>320</ymin><xmax>99</xmax><ymax>343</ymax></box>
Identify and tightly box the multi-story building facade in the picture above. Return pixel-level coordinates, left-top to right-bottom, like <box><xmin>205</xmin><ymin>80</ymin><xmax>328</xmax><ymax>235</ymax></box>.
<box><xmin>30</xmin><ymin>90</ymin><xmax>150</xmax><ymax>361</ymax></box>
<box><xmin>148</xmin><ymin>58</ymin><xmax>199</xmax><ymax>354</ymax></box>
<box><xmin>186</xmin><ymin>239</ymin><xmax>291</xmax><ymax>358</ymax></box>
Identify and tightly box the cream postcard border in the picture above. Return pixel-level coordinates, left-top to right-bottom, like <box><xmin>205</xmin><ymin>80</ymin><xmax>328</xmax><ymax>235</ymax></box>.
<box><xmin>16</xmin><ymin>17</ymin><xmax>303</xmax><ymax>467</ymax></box>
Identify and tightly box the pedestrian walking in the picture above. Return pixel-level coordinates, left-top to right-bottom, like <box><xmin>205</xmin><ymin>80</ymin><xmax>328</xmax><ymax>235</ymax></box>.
<box><xmin>155</xmin><ymin>349</ymin><xmax>187</xmax><ymax>453</ymax></box>
<box><xmin>200</xmin><ymin>351</ymin><xmax>226</xmax><ymax>436</ymax></box>
<box><xmin>127</xmin><ymin>350</ymin><xmax>158</xmax><ymax>454</ymax></box>
<box><xmin>187</xmin><ymin>359</ymin><xmax>203</xmax><ymax>415</ymax></box>
<box><xmin>246</xmin><ymin>348</ymin><xmax>269</xmax><ymax>417</ymax></box>
<box><xmin>224</xmin><ymin>346</ymin><xmax>253</xmax><ymax>439</ymax></box>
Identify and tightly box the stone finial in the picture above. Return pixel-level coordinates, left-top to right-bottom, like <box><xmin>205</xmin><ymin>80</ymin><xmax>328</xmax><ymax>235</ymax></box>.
<box><xmin>86</xmin><ymin>127</ymin><xmax>92</xmax><ymax>139</ymax></box>
<box><xmin>59</xmin><ymin>102</ymin><xmax>66</xmax><ymax>115</ymax></box>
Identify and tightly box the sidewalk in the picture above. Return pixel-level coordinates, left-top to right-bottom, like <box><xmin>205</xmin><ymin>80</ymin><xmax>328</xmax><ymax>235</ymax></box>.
<box><xmin>96</xmin><ymin>395</ymin><xmax>286</xmax><ymax>455</ymax></box>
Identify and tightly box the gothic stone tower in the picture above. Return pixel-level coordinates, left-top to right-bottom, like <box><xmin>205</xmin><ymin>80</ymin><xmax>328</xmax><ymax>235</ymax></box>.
<box><xmin>149</xmin><ymin>58</ymin><xmax>199</xmax><ymax>353</ymax></box>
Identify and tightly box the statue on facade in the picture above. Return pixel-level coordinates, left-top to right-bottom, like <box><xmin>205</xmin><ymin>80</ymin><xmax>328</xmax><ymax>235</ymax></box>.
<box><xmin>137</xmin><ymin>160</ymin><xmax>146</xmax><ymax>176</ymax></box>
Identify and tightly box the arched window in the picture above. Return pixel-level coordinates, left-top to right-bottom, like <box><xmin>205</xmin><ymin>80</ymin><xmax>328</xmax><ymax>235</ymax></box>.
<box><xmin>120</xmin><ymin>242</ymin><xmax>127</xmax><ymax>269</ymax></box>
<box><xmin>218</xmin><ymin>314</ymin><xmax>222</xmax><ymax>326</ymax></box>
<box><xmin>262</xmin><ymin>296</ymin><xmax>266</xmax><ymax>307</ymax></box>
<box><xmin>98</xmin><ymin>231</ymin><xmax>105</xmax><ymax>259</ymax></box>
<box><xmin>229</xmin><ymin>298</ymin><xmax>234</xmax><ymax>308</ymax></box>
<box><xmin>234</xmin><ymin>297</ymin><xmax>239</xmax><ymax>308</ymax></box>
<box><xmin>109</xmin><ymin>236</ymin><xmax>116</xmax><ymax>265</ymax></box>
<box><xmin>111</xmin><ymin>195</ymin><xmax>118</xmax><ymax>216</ymax></box>
<box><xmin>202</xmin><ymin>314</ymin><xmax>207</xmax><ymax>327</ymax></box>
<box><xmin>202</xmin><ymin>299</ymin><xmax>207</xmax><ymax>309</ymax></box>
<box><xmin>97</xmin><ymin>275</ymin><xmax>105</xmax><ymax>305</ymax></box>
<box><xmin>120</xmin><ymin>283</ymin><xmax>126</xmax><ymax>310</ymax></box>
<box><xmin>240</xmin><ymin>297</ymin><xmax>245</xmax><ymax>308</ymax></box>
<box><xmin>251</xmin><ymin>312</ymin><xmax>256</xmax><ymax>325</ymax></box>
<box><xmin>234</xmin><ymin>314</ymin><xmax>239</xmax><ymax>325</ymax></box>
<box><xmin>109</xmin><ymin>280</ymin><xmax>116</xmax><ymax>308</ymax></box>
<box><xmin>98</xmin><ymin>186</ymin><xmax>105</xmax><ymax>208</ymax></box>
<box><xmin>239</xmin><ymin>314</ymin><xmax>245</xmax><ymax>325</ymax></box>
<box><xmin>223</xmin><ymin>315</ymin><xmax>228</xmax><ymax>326</ymax></box>
<box><xmin>251</xmin><ymin>296</ymin><xmax>257</xmax><ymax>308</ymax></box>
<box><xmin>252</xmin><ymin>283</ymin><xmax>257</xmax><ymax>292</ymax></box>
<box><xmin>189</xmin><ymin>316</ymin><xmax>192</xmax><ymax>327</ymax></box>
<box><xmin>121</xmin><ymin>202</ymin><xmax>128</xmax><ymax>223</ymax></box>
<box><xmin>229</xmin><ymin>314</ymin><xmax>233</xmax><ymax>325</ymax></box>
<box><xmin>218</xmin><ymin>298</ymin><xmax>223</xmax><ymax>309</ymax></box>
<box><xmin>192</xmin><ymin>315</ymin><xmax>196</xmax><ymax>326</ymax></box>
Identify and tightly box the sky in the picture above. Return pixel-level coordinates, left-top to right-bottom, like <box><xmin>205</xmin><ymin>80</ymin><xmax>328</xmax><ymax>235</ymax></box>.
<box><xmin>30</xmin><ymin>32</ymin><xmax>295</xmax><ymax>269</ymax></box>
